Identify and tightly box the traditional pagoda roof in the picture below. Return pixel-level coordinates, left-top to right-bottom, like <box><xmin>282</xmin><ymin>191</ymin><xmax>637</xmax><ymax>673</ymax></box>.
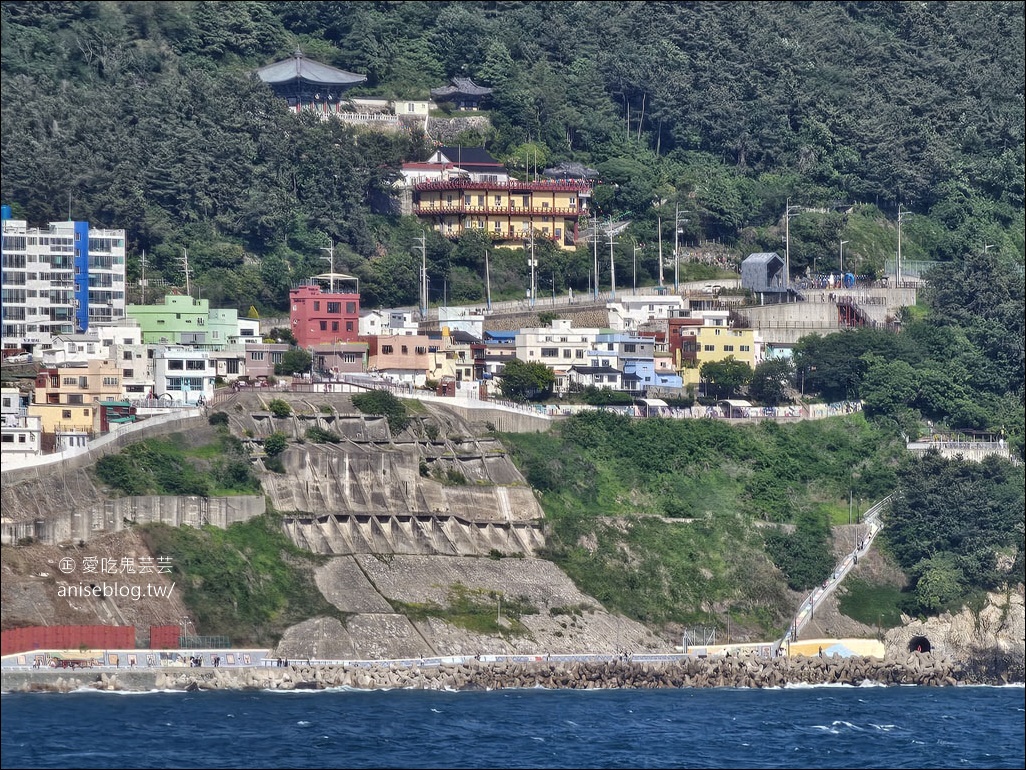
<box><xmin>256</xmin><ymin>49</ymin><xmax>366</xmax><ymax>87</ymax></box>
<box><xmin>430</xmin><ymin>77</ymin><xmax>493</xmax><ymax>100</ymax></box>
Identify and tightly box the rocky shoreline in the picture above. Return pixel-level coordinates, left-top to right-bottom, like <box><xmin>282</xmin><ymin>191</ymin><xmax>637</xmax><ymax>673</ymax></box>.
<box><xmin>5</xmin><ymin>651</ymin><xmax>1023</xmax><ymax>694</ymax></box>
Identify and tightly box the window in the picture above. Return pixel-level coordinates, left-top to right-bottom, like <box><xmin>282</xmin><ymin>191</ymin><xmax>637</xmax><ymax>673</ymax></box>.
<box><xmin>331</xmin><ymin>322</ymin><xmax>339</xmax><ymax>332</ymax></box>
<box><xmin>62</xmin><ymin>410</ymin><xmax>72</xmax><ymax>419</ymax></box>
<box><xmin>540</xmin><ymin>347</ymin><xmax>558</xmax><ymax>358</ymax></box>
<box><xmin>123</xmin><ymin>351</ymin><xmax>132</xmax><ymax>360</ymax></box>
<box><xmin>123</xmin><ymin>369</ymin><xmax>134</xmax><ymax>378</ymax></box>
<box><xmin>327</xmin><ymin>302</ymin><xmax>341</xmax><ymax>314</ymax></box>
<box><xmin>68</xmin><ymin>394</ymin><xmax>83</xmax><ymax>405</ymax></box>
<box><xmin>168</xmin><ymin>360</ymin><xmax>184</xmax><ymax>370</ymax></box>
<box><xmin>346</xmin><ymin>302</ymin><xmax>356</xmax><ymax>314</ymax></box>
<box><xmin>345</xmin><ymin>321</ymin><xmax>354</xmax><ymax>332</ymax></box>
<box><xmin>624</xmin><ymin>343</ymin><xmax>637</xmax><ymax>353</ymax></box>
<box><xmin>314</xmin><ymin>301</ymin><xmax>320</xmax><ymax>311</ymax></box>
<box><xmin>103</xmin><ymin>376</ymin><xmax>119</xmax><ymax>385</ymax></box>
<box><xmin>740</xmin><ymin>345</ymin><xmax>750</xmax><ymax>352</ymax></box>
<box><xmin>319</xmin><ymin>321</ymin><xmax>327</xmax><ymax>331</ymax></box>
<box><xmin>249</xmin><ymin>351</ymin><xmax>265</xmax><ymax>361</ymax></box>
<box><xmin>382</xmin><ymin>345</ymin><xmax>394</xmax><ymax>354</ymax></box>
<box><xmin>723</xmin><ymin>345</ymin><xmax>734</xmax><ymax>352</ymax></box>
<box><xmin>704</xmin><ymin>345</ymin><xmax>715</xmax><ymax>352</ymax></box>
<box><xmin>186</xmin><ymin>360</ymin><xmax>205</xmax><ymax>371</ymax></box>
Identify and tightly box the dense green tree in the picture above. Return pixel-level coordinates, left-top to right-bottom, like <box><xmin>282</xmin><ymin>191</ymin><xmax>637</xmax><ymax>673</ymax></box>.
<box><xmin>275</xmin><ymin>348</ymin><xmax>312</xmax><ymax>376</ymax></box>
<box><xmin>699</xmin><ymin>357</ymin><xmax>752</xmax><ymax>400</ymax></box>
<box><xmin>498</xmin><ymin>359</ymin><xmax>555</xmax><ymax>402</ymax></box>
<box><xmin>748</xmin><ymin>359</ymin><xmax>793</xmax><ymax>406</ymax></box>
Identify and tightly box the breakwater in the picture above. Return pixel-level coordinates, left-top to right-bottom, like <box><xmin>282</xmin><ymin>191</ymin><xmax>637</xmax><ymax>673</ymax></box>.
<box><xmin>4</xmin><ymin>652</ymin><xmax>1019</xmax><ymax>694</ymax></box>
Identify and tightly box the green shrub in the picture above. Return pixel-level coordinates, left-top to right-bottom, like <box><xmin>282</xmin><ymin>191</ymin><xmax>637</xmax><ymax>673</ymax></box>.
<box><xmin>208</xmin><ymin>411</ymin><xmax>229</xmax><ymax>426</ymax></box>
<box><xmin>351</xmin><ymin>390</ymin><xmax>410</xmax><ymax>433</ymax></box>
<box><xmin>264</xmin><ymin>432</ymin><xmax>288</xmax><ymax>457</ymax></box>
<box><xmin>305</xmin><ymin>426</ymin><xmax>342</xmax><ymax>444</ymax></box>
<box><xmin>268</xmin><ymin>399</ymin><xmax>292</xmax><ymax>418</ymax></box>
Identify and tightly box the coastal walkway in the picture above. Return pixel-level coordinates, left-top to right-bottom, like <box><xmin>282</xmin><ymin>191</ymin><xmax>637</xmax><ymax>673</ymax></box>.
<box><xmin>777</xmin><ymin>494</ymin><xmax>891</xmax><ymax>653</ymax></box>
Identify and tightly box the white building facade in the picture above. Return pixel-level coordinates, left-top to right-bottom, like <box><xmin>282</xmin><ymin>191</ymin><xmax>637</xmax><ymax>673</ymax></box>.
<box><xmin>1</xmin><ymin>208</ymin><xmax>127</xmax><ymax>353</ymax></box>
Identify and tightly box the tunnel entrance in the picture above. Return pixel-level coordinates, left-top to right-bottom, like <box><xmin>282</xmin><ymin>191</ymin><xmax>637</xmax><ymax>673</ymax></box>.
<box><xmin>909</xmin><ymin>635</ymin><xmax>931</xmax><ymax>653</ymax></box>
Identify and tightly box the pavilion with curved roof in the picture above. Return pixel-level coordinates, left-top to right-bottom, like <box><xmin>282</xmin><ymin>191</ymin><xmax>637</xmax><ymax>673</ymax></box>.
<box><xmin>255</xmin><ymin>49</ymin><xmax>367</xmax><ymax>114</ymax></box>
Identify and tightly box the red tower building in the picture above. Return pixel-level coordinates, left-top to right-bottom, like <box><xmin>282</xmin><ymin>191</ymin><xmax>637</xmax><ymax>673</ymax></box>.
<box><xmin>289</xmin><ymin>274</ymin><xmax>361</xmax><ymax>349</ymax></box>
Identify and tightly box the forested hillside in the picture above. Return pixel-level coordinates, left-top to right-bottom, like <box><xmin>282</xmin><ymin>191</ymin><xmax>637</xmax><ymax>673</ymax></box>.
<box><xmin>2</xmin><ymin>0</ymin><xmax>1023</xmax><ymax>312</ymax></box>
<box><xmin>2</xmin><ymin>1</ymin><xmax>1022</xmax><ymax>641</ymax></box>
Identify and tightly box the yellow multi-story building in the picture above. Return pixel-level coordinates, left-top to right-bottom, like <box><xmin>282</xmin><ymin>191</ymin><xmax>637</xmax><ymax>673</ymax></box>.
<box><xmin>29</xmin><ymin>359</ymin><xmax>123</xmax><ymax>435</ymax></box>
<box><xmin>670</xmin><ymin>310</ymin><xmax>757</xmax><ymax>388</ymax></box>
<box><xmin>412</xmin><ymin>177</ymin><xmax>591</xmax><ymax>249</ymax></box>
<box><xmin>402</xmin><ymin>147</ymin><xmax>593</xmax><ymax>250</ymax></box>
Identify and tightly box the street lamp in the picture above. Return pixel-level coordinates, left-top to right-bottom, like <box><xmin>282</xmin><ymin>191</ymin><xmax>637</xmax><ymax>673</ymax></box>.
<box><xmin>607</xmin><ymin>219</ymin><xmax>617</xmax><ymax>300</ymax></box>
<box><xmin>896</xmin><ymin>204</ymin><xmax>909</xmax><ymax>286</ymax></box>
<box><xmin>839</xmin><ymin>240</ymin><xmax>850</xmax><ymax>275</ymax></box>
<box><xmin>674</xmin><ymin>205</ymin><xmax>689</xmax><ymax>293</ymax></box>
<box><xmin>527</xmin><ymin>231</ymin><xmax>537</xmax><ymax>308</ymax></box>
<box><xmin>784</xmin><ymin>199</ymin><xmax>801</xmax><ymax>299</ymax></box>
<box><xmin>633</xmin><ymin>243</ymin><xmax>643</xmax><ymax>294</ymax></box>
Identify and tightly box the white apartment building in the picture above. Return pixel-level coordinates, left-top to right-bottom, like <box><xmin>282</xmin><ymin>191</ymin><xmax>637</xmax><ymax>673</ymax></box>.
<box><xmin>152</xmin><ymin>345</ymin><xmax>215</xmax><ymax>405</ymax></box>
<box><xmin>1</xmin><ymin>209</ymin><xmax>127</xmax><ymax>353</ymax></box>
<box><xmin>514</xmin><ymin>319</ymin><xmax>603</xmax><ymax>391</ymax></box>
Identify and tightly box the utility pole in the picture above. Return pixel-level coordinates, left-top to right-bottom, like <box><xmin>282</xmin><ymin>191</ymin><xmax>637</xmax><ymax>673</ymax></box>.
<box><xmin>839</xmin><ymin>240</ymin><xmax>850</xmax><ymax>274</ymax></box>
<box><xmin>415</xmin><ymin>231</ymin><xmax>427</xmax><ymax>320</ymax></box>
<box><xmin>784</xmin><ymin>199</ymin><xmax>802</xmax><ymax>300</ymax></box>
<box><xmin>319</xmin><ymin>240</ymin><xmax>335</xmax><ymax>289</ymax></box>
<box><xmin>179</xmin><ymin>248</ymin><xmax>192</xmax><ymax>298</ymax></box>
<box><xmin>673</xmin><ymin>204</ymin><xmax>680</xmax><ymax>294</ymax></box>
<box><xmin>592</xmin><ymin>222</ymin><xmax>600</xmax><ymax>300</ymax></box>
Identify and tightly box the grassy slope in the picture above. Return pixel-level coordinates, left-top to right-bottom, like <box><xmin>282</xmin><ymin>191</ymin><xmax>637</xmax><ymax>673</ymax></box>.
<box><xmin>498</xmin><ymin>410</ymin><xmax>909</xmax><ymax>641</ymax></box>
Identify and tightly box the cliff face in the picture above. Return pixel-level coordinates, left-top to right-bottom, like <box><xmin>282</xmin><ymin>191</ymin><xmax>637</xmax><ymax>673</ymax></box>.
<box><xmin>885</xmin><ymin>588</ymin><xmax>1026</xmax><ymax>676</ymax></box>
<box><xmin>2</xmin><ymin>392</ymin><xmax>1021</xmax><ymax>668</ymax></box>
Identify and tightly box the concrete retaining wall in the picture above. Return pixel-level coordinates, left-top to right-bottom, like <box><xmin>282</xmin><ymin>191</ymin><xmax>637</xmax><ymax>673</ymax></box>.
<box><xmin>1</xmin><ymin>495</ymin><xmax>265</xmax><ymax>545</ymax></box>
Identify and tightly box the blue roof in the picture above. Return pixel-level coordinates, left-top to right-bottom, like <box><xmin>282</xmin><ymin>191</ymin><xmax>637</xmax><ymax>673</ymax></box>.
<box><xmin>484</xmin><ymin>331</ymin><xmax>517</xmax><ymax>342</ymax></box>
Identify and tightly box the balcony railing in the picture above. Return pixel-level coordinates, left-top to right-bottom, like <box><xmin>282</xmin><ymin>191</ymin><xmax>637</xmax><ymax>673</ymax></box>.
<box><xmin>413</xmin><ymin>178</ymin><xmax>592</xmax><ymax>193</ymax></box>
<box><xmin>413</xmin><ymin>203</ymin><xmax>583</xmax><ymax>217</ymax></box>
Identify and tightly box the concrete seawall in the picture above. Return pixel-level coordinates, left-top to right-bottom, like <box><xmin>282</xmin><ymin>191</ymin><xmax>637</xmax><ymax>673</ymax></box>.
<box><xmin>4</xmin><ymin>652</ymin><xmax>1018</xmax><ymax>694</ymax></box>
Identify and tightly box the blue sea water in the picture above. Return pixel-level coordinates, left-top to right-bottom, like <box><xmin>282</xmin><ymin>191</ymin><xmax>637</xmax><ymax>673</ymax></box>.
<box><xmin>1</xmin><ymin>684</ymin><xmax>1022</xmax><ymax>769</ymax></box>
